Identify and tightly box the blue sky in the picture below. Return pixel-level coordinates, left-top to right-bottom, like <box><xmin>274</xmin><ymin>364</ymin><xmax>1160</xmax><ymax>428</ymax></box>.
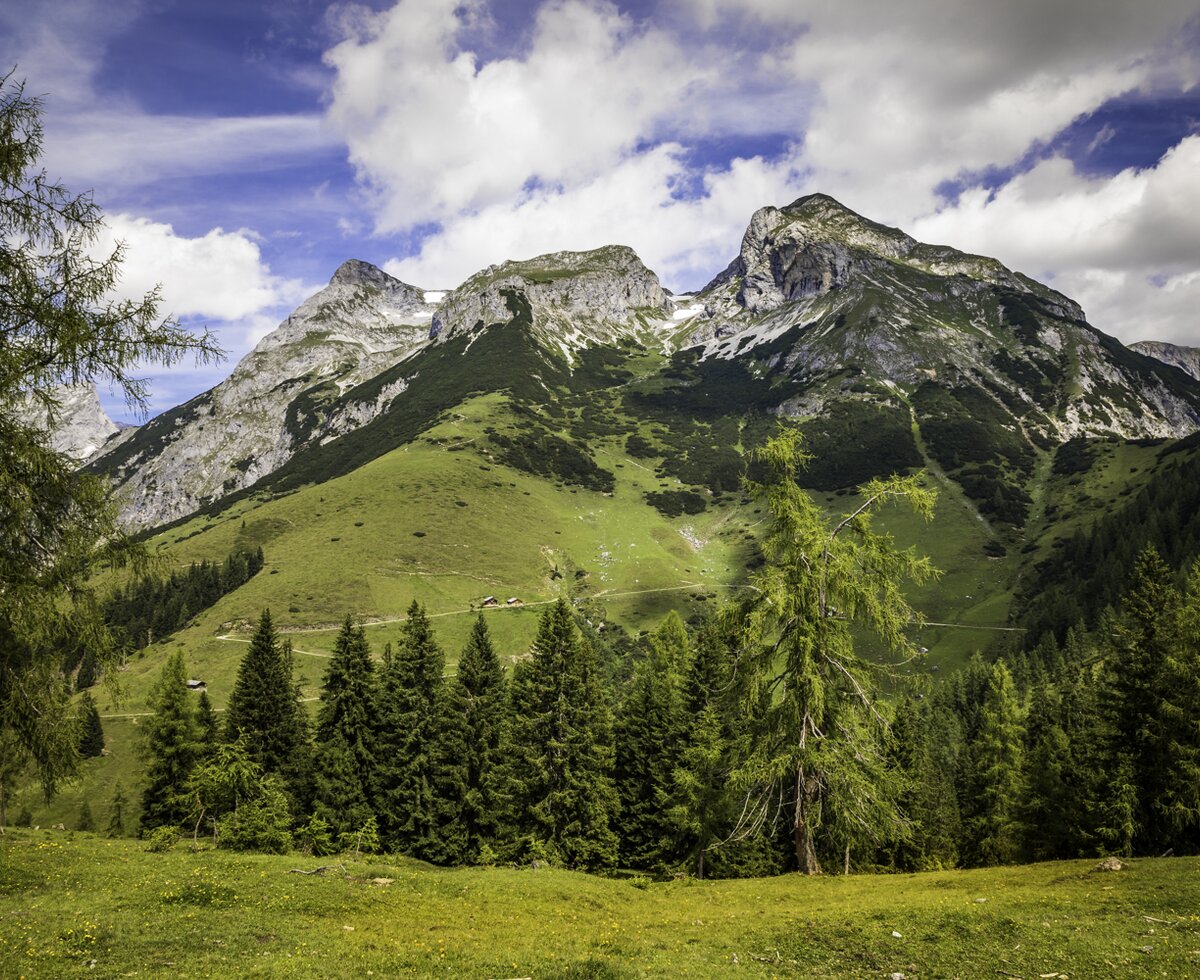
<box><xmin>3</xmin><ymin>0</ymin><xmax>1199</xmax><ymax>421</ymax></box>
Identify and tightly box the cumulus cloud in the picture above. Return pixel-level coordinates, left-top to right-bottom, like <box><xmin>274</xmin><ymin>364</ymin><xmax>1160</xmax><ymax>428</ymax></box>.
<box><xmin>99</xmin><ymin>215</ymin><xmax>310</xmax><ymax>322</ymax></box>
<box><xmin>326</xmin><ymin>0</ymin><xmax>709</xmax><ymax>231</ymax></box>
<box><xmin>912</xmin><ymin>137</ymin><xmax>1200</xmax><ymax>345</ymax></box>
<box><xmin>326</xmin><ymin>0</ymin><xmax>1200</xmax><ymax>348</ymax></box>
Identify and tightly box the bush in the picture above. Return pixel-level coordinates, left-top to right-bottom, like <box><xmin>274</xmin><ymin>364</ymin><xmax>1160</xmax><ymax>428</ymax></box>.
<box><xmin>295</xmin><ymin>815</ymin><xmax>338</xmax><ymax>857</ymax></box>
<box><xmin>219</xmin><ymin>785</ymin><xmax>293</xmax><ymax>854</ymax></box>
<box><xmin>338</xmin><ymin>816</ymin><xmax>380</xmax><ymax>858</ymax></box>
<box><xmin>145</xmin><ymin>826</ymin><xmax>180</xmax><ymax>852</ymax></box>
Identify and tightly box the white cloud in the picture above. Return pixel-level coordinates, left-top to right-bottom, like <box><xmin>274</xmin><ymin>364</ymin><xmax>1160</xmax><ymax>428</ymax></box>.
<box><xmin>99</xmin><ymin>214</ymin><xmax>309</xmax><ymax>322</ymax></box>
<box><xmin>325</xmin><ymin>0</ymin><xmax>709</xmax><ymax>231</ymax></box>
<box><xmin>328</xmin><ymin>0</ymin><xmax>1200</xmax><ymax>348</ymax></box>
<box><xmin>912</xmin><ymin>137</ymin><xmax>1200</xmax><ymax>346</ymax></box>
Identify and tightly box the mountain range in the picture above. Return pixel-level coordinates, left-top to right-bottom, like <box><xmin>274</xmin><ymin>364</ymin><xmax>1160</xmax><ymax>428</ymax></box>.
<box><xmin>82</xmin><ymin>193</ymin><xmax>1200</xmax><ymax>537</ymax></box>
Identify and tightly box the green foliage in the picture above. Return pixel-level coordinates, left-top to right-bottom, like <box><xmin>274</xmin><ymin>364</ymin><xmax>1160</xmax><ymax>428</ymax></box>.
<box><xmin>144</xmin><ymin>825</ymin><xmax>180</xmax><ymax>852</ymax></box>
<box><xmin>374</xmin><ymin>601</ymin><xmax>451</xmax><ymax>860</ymax></box>
<box><xmin>724</xmin><ymin>426</ymin><xmax>937</xmax><ymax>873</ymax></box>
<box><xmin>294</xmin><ymin>814</ymin><xmax>337</xmax><ymax>857</ymax></box>
<box><xmin>798</xmin><ymin>400</ymin><xmax>922</xmax><ymax>491</ymax></box>
<box><xmin>504</xmin><ymin>600</ymin><xmax>620</xmax><ymax>870</ymax></box>
<box><xmin>218</xmin><ymin>781</ymin><xmax>293</xmax><ymax>854</ymax></box>
<box><xmin>643</xmin><ymin>488</ymin><xmax>707</xmax><ymax>517</ymax></box>
<box><xmin>965</xmin><ymin>663</ymin><xmax>1023</xmax><ymax>865</ymax></box>
<box><xmin>223</xmin><ymin>610</ymin><xmax>310</xmax><ymax>801</ymax></box>
<box><xmin>76</xmin><ymin>691</ymin><xmax>105</xmax><ymax>758</ymax></box>
<box><xmin>448</xmin><ymin>615</ymin><xmax>507</xmax><ymax>862</ymax></box>
<box><xmin>615</xmin><ymin>613</ymin><xmax>688</xmax><ymax>870</ymax></box>
<box><xmin>0</xmin><ymin>74</ymin><xmax>218</xmax><ymax>795</ymax></box>
<box><xmin>77</xmin><ymin>800</ymin><xmax>94</xmax><ymax>832</ymax></box>
<box><xmin>101</xmin><ymin>547</ymin><xmax>264</xmax><ymax>654</ymax></box>
<box><xmin>339</xmin><ymin>815</ymin><xmax>380</xmax><ymax>857</ymax></box>
<box><xmin>107</xmin><ymin>784</ymin><xmax>128</xmax><ymax>838</ymax></box>
<box><xmin>139</xmin><ymin>651</ymin><xmax>200</xmax><ymax>833</ymax></box>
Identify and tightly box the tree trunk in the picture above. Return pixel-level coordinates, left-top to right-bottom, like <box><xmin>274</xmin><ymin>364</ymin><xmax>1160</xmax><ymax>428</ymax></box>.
<box><xmin>843</xmin><ymin>843</ymin><xmax>850</xmax><ymax>875</ymax></box>
<box><xmin>697</xmin><ymin>847</ymin><xmax>706</xmax><ymax>880</ymax></box>
<box><xmin>794</xmin><ymin>767</ymin><xmax>822</xmax><ymax>874</ymax></box>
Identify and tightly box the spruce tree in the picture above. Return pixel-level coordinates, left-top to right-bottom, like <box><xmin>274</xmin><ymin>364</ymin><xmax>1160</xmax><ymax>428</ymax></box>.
<box><xmin>77</xmin><ymin>800</ymin><xmax>94</xmax><ymax>831</ymax></box>
<box><xmin>966</xmin><ymin>662</ymin><xmax>1023</xmax><ymax>865</ymax></box>
<box><xmin>311</xmin><ymin>732</ymin><xmax>375</xmax><ymax>840</ymax></box>
<box><xmin>107</xmin><ymin>783</ymin><xmax>127</xmax><ymax>837</ymax></box>
<box><xmin>315</xmin><ymin>616</ymin><xmax>377</xmax><ymax>800</ymax></box>
<box><xmin>224</xmin><ymin>610</ymin><xmax>308</xmax><ymax>799</ymax></box>
<box><xmin>195</xmin><ymin>690</ymin><xmax>219</xmax><ymax>754</ymax></box>
<box><xmin>140</xmin><ymin>651</ymin><xmax>200</xmax><ymax>832</ymax></box>
<box><xmin>615</xmin><ymin>612</ymin><xmax>688</xmax><ymax>870</ymax></box>
<box><xmin>505</xmin><ymin>599</ymin><xmax>619</xmax><ymax>870</ymax></box>
<box><xmin>374</xmin><ymin>601</ymin><xmax>448</xmax><ymax>859</ymax></box>
<box><xmin>1020</xmin><ymin>682</ymin><xmax>1074</xmax><ymax>860</ymax></box>
<box><xmin>1156</xmin><ymin>561</ymin><xmax>1200</xmax><ymax>848</ymax></box>
<box><xmin>448</xmin><ymin>614</ymin><xmax>507</xmax><ymax>862</ymax></box>
<box><xmin>77</xmin><ymin>691</ymin><xmax>105</xmax><ymax>758</ymax></box>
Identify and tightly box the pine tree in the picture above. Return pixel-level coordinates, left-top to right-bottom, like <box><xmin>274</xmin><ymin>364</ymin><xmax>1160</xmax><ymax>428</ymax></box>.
<box><xmin>140</xmin><ymin>651</ymin><xmax>200</xmax><ymax>832</ymax></box>
<box><xmin>77</xmin><ymin>691</ymin><xmax>105</xmax><ymax>758</ymax></box>
<box><xmin>77</xmin><ymin>800</ymin><xmax>94</xmax><ymax>831</ymax></box>
<box><xmin>615</xmin><ymin>612</ymin><xmax>688</xmax><ymax>870</ymax></box>
<box><xmin>1020</xmin><ymin>682</ymin><xmax>1074</xmax><ymax>860</ymax></box>
<box><xmin>0</xmin><ymin>73</ymin><xmax>218</xmax><ymax>797</ymax></box>
<box><xmin>311</xmin><ymin>732</ymin><xmax>375</xmax><ymax>840</ymax></box>
<box><xmin>724</xmin><ymin>427</ymin><xmax>937</xmax><ymax>873</ymax></box>
<box><xmin>196</xmin><ymin>690</ymin><xmax>219</xmax><ymax>754</ymax></box>
<box><xmin>505</xmin><ymin>599</ymin><xmax>619</xmax><ymax>870</ymax></box>
<box><xmin>1104</xmin><ymin>548</ymin><xmax>1181</xmax><ymax>852</ymax></box>
<box><xmin>107</xmin><ymin>783</ymin><xmax>128</xmax><ymax>837</ymax></box>
<box><xmin>966</xmin><ymin>662</ymin><xmax>1023</xmax><ymax>865</ymax></box>
<box><xmin>224</xmin><ymin>610</ymin><xmax>308</xmax><ymax>799</ymax></box>
<box><xmin>667</xmin><ymin>620</ymin><xmax>733</xmax><ymax>871</ymax></box>
<box><xmin>374</xmin><ymin>601</ymin><xmax>448</xmax><ymax>859</ymax></box>
<box><xmin>314</xmin><ymin>616</ymin><xmax>377</xmax><ymax>812</ymax></box>
<box><xmin>448</xmin><ymin>614</ymin><xmax>507</xmax><ymax>862</ymax></box>
<box><xmin>1155</xmin><ymin>561</ymin><xmax>1200</xmax><ymax>848</ymax></box>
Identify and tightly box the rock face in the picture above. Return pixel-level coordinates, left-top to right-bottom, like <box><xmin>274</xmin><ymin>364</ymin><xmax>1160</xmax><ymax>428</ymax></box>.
<box><xmin>90</xmin><ymin>260</ymin><xmax>436</xmax><ymax>528</ymax></box>
<box><xmin>1130</xmin><ymin>341</ymin><xmax>1200</xmax><ymax>381</ymax></box>
<box><xmin>431</xmin><ymin>245</ymin><xmax>673</xmax><ymax>356</ymax></box>
<box><xmin>15</xmin><ymin>384</ymin><xmax>120</xmax><ymax>462</ymax></box>
<box><xmin>681</xmin><ymin>194</ymin><xmax>1200</xmax><ymax>441</ymax></box>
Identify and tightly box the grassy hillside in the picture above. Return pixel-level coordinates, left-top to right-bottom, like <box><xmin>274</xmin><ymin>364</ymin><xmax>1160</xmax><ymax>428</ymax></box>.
<box><xmin>2</xmin><ymin>831</ymin><xmax>1197</xmax><ymax>977</ymax></box>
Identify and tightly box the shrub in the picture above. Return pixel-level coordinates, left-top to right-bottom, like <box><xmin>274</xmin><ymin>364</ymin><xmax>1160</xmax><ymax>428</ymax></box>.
<box><xmin>145</xmin><ymin>826</ymin><xmax>180</xmax><ymax>852</ymax></box>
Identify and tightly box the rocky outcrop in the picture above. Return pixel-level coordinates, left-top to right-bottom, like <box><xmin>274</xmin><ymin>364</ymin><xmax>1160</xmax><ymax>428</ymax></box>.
<box><xmin>681</xmin><ymin>194</ymin><xmax>1200</xmax><ymax>442</ymax></box>
<box><xmin>15</xmin><ymin>384</ymin><xmax>120</xmax><ymax>463</ymax></box>
<box><xmin>91</xmin><ymin>260</ymin><xmax>436</xmax><ymax>529</ymax></box>
<box><xmin>1130</xmin><ymin>340</ymin><xmax>1200</xmax><ymax>381</ymax></box>
<box><xmin>431</xmin><ymin>245</ymin><xmax>673</xmax><ymax>355</ymax></box>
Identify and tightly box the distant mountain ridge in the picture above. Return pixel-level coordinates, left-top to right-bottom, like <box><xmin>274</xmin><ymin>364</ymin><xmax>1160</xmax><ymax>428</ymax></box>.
<box><xmin>89</xmin><ymin>194</ymin><xmax>1200</xmax><ymax>531</ymax></box>
<box><xmin>1131</xmin><ymin>340</ymin><xmax>1200</xmax><ymax>381</ymax></box>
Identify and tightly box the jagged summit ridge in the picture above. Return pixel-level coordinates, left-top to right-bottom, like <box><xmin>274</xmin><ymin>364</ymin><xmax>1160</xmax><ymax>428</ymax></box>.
<box><xmin>430</xmin><ymin>244</ymin><xmax>672</xmax><ymax>353</ymax></box>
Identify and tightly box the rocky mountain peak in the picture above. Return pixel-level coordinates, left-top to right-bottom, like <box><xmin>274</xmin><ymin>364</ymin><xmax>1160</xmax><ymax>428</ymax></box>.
<box><xmin>16</xmin><ymin>384</ymin><xmax>119</xmax><ymax>463</ymax></box>
<box><xmin>1130</xmin><ymin>341</ymin><xmax>1200</xmax><ymax>381</ymax></box>
<box><xmin>430</xmin><ymin>244</ymin><xmax>672</xmax><ymax>346</ymax></box>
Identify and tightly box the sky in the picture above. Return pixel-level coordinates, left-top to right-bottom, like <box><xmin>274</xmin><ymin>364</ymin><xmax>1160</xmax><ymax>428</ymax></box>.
<box><xmin>3</xmin><ymin>0</ymin><xmax>1199</xmax><ymax>421</ymax></box>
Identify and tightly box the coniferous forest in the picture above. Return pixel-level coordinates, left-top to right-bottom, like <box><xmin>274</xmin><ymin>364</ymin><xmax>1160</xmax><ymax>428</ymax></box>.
<box><xmin>133</xmin><ymin>432</ymin><xmax>1200</xmax><ymax>876</ymax></box>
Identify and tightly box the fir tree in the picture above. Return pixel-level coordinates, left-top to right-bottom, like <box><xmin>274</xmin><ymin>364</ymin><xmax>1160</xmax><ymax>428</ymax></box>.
<box><xmin>196</xmin><ymin>690</ymin><xmax>219</xmax><ymax>754</ymax></box>
<box><xmin>967</xmin><ymin>662</ymin><xmax>1023</xmax><ymax>865</ymax></box>
<box><xmin>77</xmin><ymin>800</ymin><xmax>94</xmax><ymax>831</ymax></box>
<box><xmin>1156</xmin><ymin>561</ymin><xmax>1200</xmax><ymax>848</ymax></box>
<box><xmin>77</xmin><ymin>691</ymin><xmax>105</xmax><ymax>758</ymax></box>
<box><xmin>224</xmin><ymin>610</ymin><xmax>308</xmax><ymax>800</ymax></box>
<box><xmin>615</xmin><ymin>612</ymin><xmax>688</xmax><ymax>870</ymax></box>
<box><xmin>311</xmin><ymin>732</ymin><xmax>375</xmax><ymax>840</ymax></box>
<box><xmin>314</xmin><ymin>616</ymin><xmax>377</xmax><ymax>810</ymax></box>
<box><xmin>505</xmin><ymin>599</ymin><xmax>619</xmax><ymax>870</ymax></box>
<box><xmin>107</xmin><ymin>783</ymin><xmax>127</xmax><ymax>837</ymax></box>
<box><xmin>1020</xmin><ymin>682</ymin><xmax>1075</xmax><ymax>861</ymax></box>
<box><xmin>374</xmin><ymin>601</ymin><xmax>449</xmax><ymax>860</ymax></box>
<box><xmin>140</xmin><ymin>651</ymin><xmax>200</xmax><ymax>832</ymax></box>
<box><xmin>448</xmin><ymin>614</ymin><xmax>507</xmax><ymax>862</ymax></box>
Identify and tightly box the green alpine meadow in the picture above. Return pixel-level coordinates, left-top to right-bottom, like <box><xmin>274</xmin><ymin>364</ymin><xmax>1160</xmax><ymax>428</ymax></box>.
<box><xmin>4</xmin><ymin>7</ymin><xmax>1200</xmax><ymax>974</ymax></box>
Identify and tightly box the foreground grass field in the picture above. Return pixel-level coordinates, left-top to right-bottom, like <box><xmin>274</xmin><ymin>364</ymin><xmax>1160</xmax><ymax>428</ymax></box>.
<box><xmin>1</xmin><ymin>831</ymin><xmax>1197</xmax><ymax>978</ymax></box>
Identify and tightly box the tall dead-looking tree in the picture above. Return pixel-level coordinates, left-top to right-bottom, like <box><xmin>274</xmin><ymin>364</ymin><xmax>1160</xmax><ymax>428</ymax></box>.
<box><xmin>0</xmin><ymin>73</ymin><xmax>218</xmax><ymax>793</ymax></box>
<box><xmin>724</xmin><ymin>427</ymin><xmax>937</xmax><ymax>874</ymax></box>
